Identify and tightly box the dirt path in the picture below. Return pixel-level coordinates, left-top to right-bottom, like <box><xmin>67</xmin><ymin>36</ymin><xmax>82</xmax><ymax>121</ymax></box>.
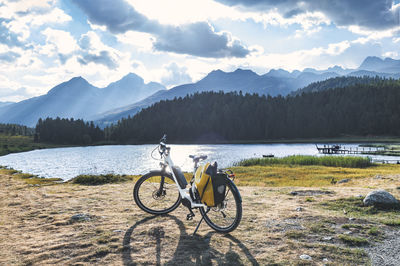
<box><xmin>0</xmin><ymin>174</ymin><xmax>399</xmax><ymax>265</ymax></box>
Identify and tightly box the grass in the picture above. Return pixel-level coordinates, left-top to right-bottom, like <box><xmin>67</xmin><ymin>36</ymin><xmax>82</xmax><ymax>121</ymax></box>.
<box><xmin>367</xmin><ymin>227</ymin><xmax>381</xmax><ymax>236</ymax></box>
<box><xmin>70</xmin><ymin>174</ymin><xmax>139</xmax><ymax>185</ymax></box>
<box><xmin>321</xmin><ymin>196</ymin><xmax>400</xmax><ymax>225</ymax></box>
<box><xmin>231</xmin><ymin>163</ymin><xmax>400</xmax><ymax>187</ymax></box>
<box><xmin>284</xmin><ymin>230</ymin><xmax>306</xmax><ymax>239</ymax></box>
<box><xmin>236</xmin><ymin>155</ymin><xmax>374</xmax><ymax>168</ymax></box>
<box><xmin>338</xmin><ymin>235</ymin><xmax>369</xmax><ymax>246</ymax></box>
<box><xmin>0</xmin><ymin>134</ymin><xmax>57</xmax><ymax>156</ymax></box>
<box><xmin>381</xmin><ymin>219</ymin><xmax>400</xmax><ymax>226</ymax></box>
<box><xmin>0</xmin><ymin>168</ymin><xmax>62</xmax><ymax>185</ymax></box>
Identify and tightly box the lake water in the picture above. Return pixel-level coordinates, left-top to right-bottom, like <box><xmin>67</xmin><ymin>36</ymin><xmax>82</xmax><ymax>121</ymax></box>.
<box><xmin>0</xmin><ymin>143</ymin><xmax>398</xmax><ymax>181</ymax></box>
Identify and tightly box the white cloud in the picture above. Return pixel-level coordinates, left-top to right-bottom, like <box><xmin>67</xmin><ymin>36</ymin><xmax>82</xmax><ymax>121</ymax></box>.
<box><xmin>348</xmin><ymin>25</ymin><xmax>400</xmax><ymax>41</ymax></box>
<box><xmin>161</xmin><ymin>62</ymin><xmax>192</xmax><ymax>87</ymax></box>
<box><xmin>0</xmin><ymin>1</ymin><xmax>71</xmax><ymax>43</ymax></box>
<box><xmin>126</xmin><ymin>0</ymin><xmax>244</xmax><ymax>25</ymax></box>
<box><xmin>116</xmin><ymin>31</ymin><xmax>154</xmax><ymax>52</ymax></box>
<box><xmin>383</xmin><ymin>51</ymin><xmax>399</xmax><ymax>58</ymax></box>
<box><xmin>0</xmin><ymin>0</ymin><xmax>56</xmax><ymax>19</ymax></box>
<box><xmin>41</xmin><ymin>28</ymin><xmax>78</xmax><ymax>55</ymax></box>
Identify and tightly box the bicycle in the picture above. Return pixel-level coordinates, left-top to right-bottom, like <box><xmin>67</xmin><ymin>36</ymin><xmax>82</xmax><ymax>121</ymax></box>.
<box><xmin>133</xmin><ymin>135</ymin><xmax>242</xmax><ymax>234</ymax></box>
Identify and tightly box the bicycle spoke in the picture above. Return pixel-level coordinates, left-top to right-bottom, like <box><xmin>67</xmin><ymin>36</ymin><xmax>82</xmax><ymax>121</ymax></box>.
<box><xmin>134</xmin><ymin>174</ymin><xmax>180</xmax><ymax>214</ymax></box>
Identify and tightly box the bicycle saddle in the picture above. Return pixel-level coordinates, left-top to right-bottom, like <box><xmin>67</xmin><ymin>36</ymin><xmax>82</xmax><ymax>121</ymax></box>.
<box><xmin>189</xmin><ymin>154</ymin><xmax>208</xmax><ymax>162</ymax></box>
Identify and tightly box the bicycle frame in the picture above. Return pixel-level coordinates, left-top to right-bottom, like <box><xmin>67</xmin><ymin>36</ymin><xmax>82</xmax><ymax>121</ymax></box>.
<box><xmin>160</xmin><ymin>143</ymin><xmax>206</xmax><ymax>209</ymax></box>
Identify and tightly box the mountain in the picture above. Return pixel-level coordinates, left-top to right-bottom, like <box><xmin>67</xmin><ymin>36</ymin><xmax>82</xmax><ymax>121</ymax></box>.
<box><xmin>347</xmin><ymin>70</ymin><xmax>400</xmax><ymax>79</ymax></box>
<box><xmin>0</xmin><ymin>101</ymin><xmax>14</xmax><ymax>108</ymax></box>
<box><xmin>95</xmin><ymin>73</ymin><xmax>164</xmax><ymax>114</ymax></box>
<box><xmin>2</xmin><ymin>56</ymin><xmax>400</xmax><ymax>127</ymax></box>
<box><xmin>0</xmin><ymin>74</ymin><xmax>165</xmax><ymax>127</ymax></box>
<box><xmin>95</xmin><ymin>69</ymin><xmax>340</xmax><ymax>126</ymax></box>
<box><xmin>358</xmin><ymin>56</ymin><xmax>400</xmax><ymax>73</ymax></box>
<box><xmin>96</xmin><ymin>56</ymin><xmax>400</xmax><ymax>126</ymax></box>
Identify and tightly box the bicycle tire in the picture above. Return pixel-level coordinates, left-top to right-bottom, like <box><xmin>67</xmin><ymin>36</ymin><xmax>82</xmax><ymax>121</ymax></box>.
<box><xmin>200</xmin><ymin>177</ymin><xmax>242</xmax><ymax>233</ymax></box>
<box><xmin>133</xmin><ymin>171</ymin><xmax>181</xmax><ymax>215</ymax></box>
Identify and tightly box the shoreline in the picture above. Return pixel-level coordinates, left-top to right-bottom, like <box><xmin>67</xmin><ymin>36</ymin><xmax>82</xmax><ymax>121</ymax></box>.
<box><xmin>2</xmin><ymin>135</ymin><xmax>400</xmax><ymax>157</ymax></box>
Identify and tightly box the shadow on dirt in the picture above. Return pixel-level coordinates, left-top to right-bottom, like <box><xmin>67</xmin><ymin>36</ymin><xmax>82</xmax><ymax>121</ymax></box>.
<box><xmin>122</xmin><ymin>214</ymin><xmax>259</xmax><ymax>265</ymax></box>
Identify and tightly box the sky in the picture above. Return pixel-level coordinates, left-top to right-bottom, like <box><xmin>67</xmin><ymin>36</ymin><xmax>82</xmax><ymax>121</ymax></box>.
<box><xmin>0</xmin><ymin>0</ymin><xmax>399</xmax><ymax>102</ymax></box>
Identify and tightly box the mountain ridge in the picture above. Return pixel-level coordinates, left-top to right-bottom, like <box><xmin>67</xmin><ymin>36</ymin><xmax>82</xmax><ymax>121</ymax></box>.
<box><xmin>1</xmin><ymin>56</ymin><xmax>400</xmax><ymax>127</ymax></box>
<box><xmin>0</xmin><ymin>74</ymin><xmax>165</xmax><ymax>127</ymax></box>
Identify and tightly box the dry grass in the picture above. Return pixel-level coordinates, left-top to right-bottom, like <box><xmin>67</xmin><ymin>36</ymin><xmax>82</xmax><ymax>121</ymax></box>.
<box><xmin>232</xmin><ymin>164</ymin><xmax>400</xmax><ymax>187</ymax></box>
<box><xmin>0</xmin><ymin>167</ymin><xmax>399</xmax><ymax>265</ymax></box>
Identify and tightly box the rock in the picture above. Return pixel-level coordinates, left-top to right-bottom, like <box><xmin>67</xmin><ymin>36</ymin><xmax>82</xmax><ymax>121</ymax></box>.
<box><xmin>290</xmin><ymin>191</ymin><xmax>298</xmax><ymax>195</ymax></box>
<box><xmin>322</xmin><ymin>258</ymin><xmax>329</xmax><ymax>262</ymax></box>
<box><xmin>363</xmin><ymin>189</ymin><xmax>400</xmax><ymax>209</ymax></box>
<box><xmin>295</xmin><ymin>207</ymin><xmax>304</xmax><ymax>212</ymax></box>
<box><xmin>300</xmin><ymin>254</ymin><xmax>312</xmax><ymax>260</ymax></box>
<box><xmin>337</xmin><ymin>178</ymin><xmax>350</xmax><ymax>184</ymax></box>
<box><xmin>322</xmin><ymin>236</ymin><xmax>333</xmax><ymax>241</ymax></box>
<box><xmin>70</xmin><ymin>213</ymin><xmax>91</xmax><ymax>222</ymax></box>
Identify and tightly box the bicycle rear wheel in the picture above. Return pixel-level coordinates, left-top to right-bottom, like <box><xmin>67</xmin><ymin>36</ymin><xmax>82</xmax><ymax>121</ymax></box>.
<box><xmin>200</xmin><ymin>178</ymin><xmax>242</xmax><ymax>233</ymax></box>
<box><xmin>133</xmin><ymin>171</ymin><xmax>181</xmax><ymax>215</ymax></box>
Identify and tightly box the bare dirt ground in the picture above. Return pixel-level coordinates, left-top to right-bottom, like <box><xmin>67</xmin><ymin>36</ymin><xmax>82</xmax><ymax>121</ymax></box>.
<box><xmin>0</xmin><ymin>173</ymin><xmax>399</xmax><ymax>265</ymax></box>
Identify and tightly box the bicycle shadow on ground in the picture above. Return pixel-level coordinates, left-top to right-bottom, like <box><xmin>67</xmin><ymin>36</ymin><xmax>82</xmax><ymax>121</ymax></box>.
<box><xmin>122</xmin><ymin>214</ymin><xmax>259</xmax><ymax>265</ymax></box>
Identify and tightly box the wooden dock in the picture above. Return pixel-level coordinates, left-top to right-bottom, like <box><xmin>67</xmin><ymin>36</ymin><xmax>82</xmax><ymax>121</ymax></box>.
<box><xmin>315</xmin><ymin>144</ymin><xmax>383</xmax><ymax>155</ymax></box>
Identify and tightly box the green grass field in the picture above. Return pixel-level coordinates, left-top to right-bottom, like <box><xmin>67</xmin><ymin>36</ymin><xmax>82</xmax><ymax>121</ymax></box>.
<box><xmin>236</xmin><ymin>155</ymin><xmax>374</xmax><ymax>168</ymax></box>
<box><xmin>0</xmin><ymin>134</ymin><xmax>58</xmax><ymax>156</ymax></box>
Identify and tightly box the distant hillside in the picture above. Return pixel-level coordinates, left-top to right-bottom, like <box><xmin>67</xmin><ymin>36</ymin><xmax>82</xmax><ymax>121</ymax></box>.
<box><xmin>0</xmin><ymin>101</ymin><xmax>14</xmax><ymax>108</ymax></box>
<box><xmin>359</xmin><ymin>56</ymin><xmax>400</xmax><ymax>73</ymax></box>
<box><xmin>0</xmin><ymin>74</ymin><xmax>165</xmax><ymax>127</ymax></box>
<box><xmin>291</xmin><ymin>76</ymin><xmax>386</xmax><ymax>96</ymax></box>
<box><xmin>96</xmin><ymin>56</ymin><xmax>400</xmax><ymax>126</ymax></box>
<box><xmin>95</xmin><ymin>69</ymin><xmax>339</xmax><ymax>126</ymax></box>
<box><xmin>105</xmin><ymin>79</ymin><xmax>400</xmax><ymax>142</ymax></box>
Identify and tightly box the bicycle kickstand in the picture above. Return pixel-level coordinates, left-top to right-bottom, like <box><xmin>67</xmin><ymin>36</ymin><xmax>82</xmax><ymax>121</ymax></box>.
<box><xmin>193</xmin><ymin>208</ymin><xmax>210</xmax><ymax>235</ymax></box>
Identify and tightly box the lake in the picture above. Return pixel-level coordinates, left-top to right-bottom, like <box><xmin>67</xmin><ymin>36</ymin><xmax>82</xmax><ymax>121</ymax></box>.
<box><xmin>0</xmin><ymin>143</ymin><xmax>398</xmax><ymax>181</ymax></box>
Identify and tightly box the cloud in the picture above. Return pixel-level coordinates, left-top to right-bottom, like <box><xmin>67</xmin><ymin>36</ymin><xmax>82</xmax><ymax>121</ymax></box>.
<box><xmin>0</xmin><ymin>51</ymin><xmax>20</xmax><ymax>62</ymax></box>
<box><xmin>161</xmin><ymin>62</ymin><xmax>192</xmax><ymax>87</ymax></box>
<box><xmin>0</xmin><ymin>19</ymin><xmax>25</xmax><ymax>48</ymax></box>
<box><xmin>41</xmin><ymin>28</ymin><xmax>79</xmax><ymax>55</ymax></box>
<box><xmin>77</xmin><ymin>31</ymin><xmax>120</xmax><ymax>69</ymax></box>
<box><xmin>72</xmin><ymin>0</ymin><xmax>251</xmax><ymax>58</ymax></box>
<box><xmin>77</xmin><ymin>51</ymin><xmax>118</xmax><ymax>69</ymax></box>
<box><xmin>0</xmin><ymin>87</ymin><xmax>34</xmax><ymax>102</ymax></box>
<box><xmin>215</xmin><ymin>0</ymin><xmax>400</xmax><ymax>30</ymax></box>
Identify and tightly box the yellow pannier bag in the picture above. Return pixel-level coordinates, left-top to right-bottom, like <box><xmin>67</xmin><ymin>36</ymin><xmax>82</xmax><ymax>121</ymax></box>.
<box><xmin>194</xmin><ymin>163</ymin><xmax>215</xmax><ymax>206</ymax></box>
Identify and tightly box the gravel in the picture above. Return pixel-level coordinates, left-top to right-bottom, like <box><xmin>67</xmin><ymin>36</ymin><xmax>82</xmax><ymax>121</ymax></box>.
<box><xmin>367</xmin><ymin>228</ymin><xmax>400</xmax><ymax>266</ymax></box>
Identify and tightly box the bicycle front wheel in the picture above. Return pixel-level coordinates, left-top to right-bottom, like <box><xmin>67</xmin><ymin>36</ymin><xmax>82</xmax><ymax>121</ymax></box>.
<box><xmin>200</xmin><ymin>178</ymin><xmax>242</xmax><ymax>233</ymax></box>
<box><xmin>133</xmin><ymin>171</ymin><xmax>181</xmax><ymax>215</ymax></box>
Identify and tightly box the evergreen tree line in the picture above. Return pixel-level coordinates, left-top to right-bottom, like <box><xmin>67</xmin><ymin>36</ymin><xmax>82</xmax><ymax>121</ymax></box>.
<box><xmin>35</xmin><ymin>117</ymin><xmax>104</xmax><ymax>144</ymax></box>
<box><xmin>105</xmin><ymin>79</ymin><xmax>400</xmax><ymax>142</ymax></box>
<box><xmin>0</xmin><ymin>123</ymin><xmax>33</xmax><ymax>136</ymax></box>
<box><xmin>292</xmin><ymin>76</ymin><xmax>386</xmax><ymax>96</ymax></box>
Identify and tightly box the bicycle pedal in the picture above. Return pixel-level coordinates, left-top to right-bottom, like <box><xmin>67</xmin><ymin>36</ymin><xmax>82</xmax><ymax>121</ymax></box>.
<box><xmin>186</xmin><ymin>213</ymin><xmax>195</xmax><ymax>221</ymax></box>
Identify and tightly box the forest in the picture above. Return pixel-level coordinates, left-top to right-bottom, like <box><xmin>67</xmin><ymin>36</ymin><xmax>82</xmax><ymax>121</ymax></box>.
<box><xmin>35</xmin><ymin>77</ymin><xmax>400</xmax><ymax>144</ymax></box>
<box><xmin>0</xmin><ymin>123</ymin><xmax>33</xmax><ymax>136</ymax></box>
<box><xmin>35</xmin><ymin>117</ymin><xmax>104</xmax><ymax>144</ymax></box>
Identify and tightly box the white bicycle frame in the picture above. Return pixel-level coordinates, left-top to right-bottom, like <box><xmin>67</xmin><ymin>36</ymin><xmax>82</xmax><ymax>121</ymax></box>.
<box><xmin>160</xmin><ymin>142</ymin><xmax>207</xmax><ymax>209</ymax></box>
